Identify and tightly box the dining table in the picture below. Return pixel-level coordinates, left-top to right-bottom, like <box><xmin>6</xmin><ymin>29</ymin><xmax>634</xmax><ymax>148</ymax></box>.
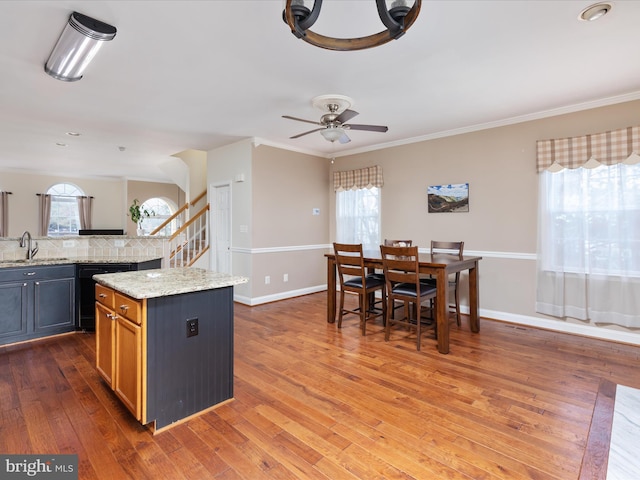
<box><xmin>325</xmin><ymin>250</ymin><xmax>482</xmax><ymax>354</ymax></box>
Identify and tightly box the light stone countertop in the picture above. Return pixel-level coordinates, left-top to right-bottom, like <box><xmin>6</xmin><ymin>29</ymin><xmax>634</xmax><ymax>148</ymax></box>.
<box><xmin>0</xmin><ymin>256</ymin><xmax>163</xmax><ymax>268</ymax></box>
<box><xmin>93</xmin><ymin>267</ymin><xmax>248</xmax><ymax>299</ymax></box>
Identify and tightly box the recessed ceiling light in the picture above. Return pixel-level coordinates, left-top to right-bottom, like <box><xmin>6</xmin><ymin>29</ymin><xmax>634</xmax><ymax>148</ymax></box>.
<box><xmin>56</xmin><ymin>142</ymin><xmax>67</xmax><ymax>147</ymax></box>
<box><xmin>579</xmin><ymin>2</ymin><xmax>612</xmax><ymax>22</ymax></box>
<box><xmin>66</xmin><ymin>131</ymin><xmax>81</xmax><ymax>137</ymax></box>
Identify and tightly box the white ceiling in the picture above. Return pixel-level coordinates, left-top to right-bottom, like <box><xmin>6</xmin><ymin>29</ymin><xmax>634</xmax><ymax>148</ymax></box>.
<box><xmin>1</xmin><ymin>1</ymin><xmax>640</xmax><ymax>183</ymax></box>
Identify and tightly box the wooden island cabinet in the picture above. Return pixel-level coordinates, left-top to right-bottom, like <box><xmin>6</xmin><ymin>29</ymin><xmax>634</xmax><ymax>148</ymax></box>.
<box><xmin>96</xmin><ymin>283</ymin><xmax>144</xmax><ymax>420</ymax></box>
<box><xmin>94</xmin><ymin>267</ymin><xmax>247</xmax><ymax>432</ymax></box>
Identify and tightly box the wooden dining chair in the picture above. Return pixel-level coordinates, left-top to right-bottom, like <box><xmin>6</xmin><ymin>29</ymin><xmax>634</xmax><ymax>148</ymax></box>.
<box><xmin>382</xmin><ymin>239</ymin><xmax>413</xmax><ymax>318</ymax></box>
<box><xmin>373</xmin><ymin>239</ymin><xmax>413</xmax><ymax>277</ymax></box>
<box><xmin>422</xmin><ymin>240</ymin><xmax>464</xmax><ymax>326</ymax></box>
<box><xmin>380</xmin><ymin>244</ymin><xmax>437</xmax><ymax>351</ymax></box>
<box><xmin>384</xmin><ymin>239</ymin><xmax>412</xmax><ymax>247</ymax></box>
<box><xmin>333</xmin><ymin>242</ymin><xmax>386</xmax><ymax>336</ymax></box>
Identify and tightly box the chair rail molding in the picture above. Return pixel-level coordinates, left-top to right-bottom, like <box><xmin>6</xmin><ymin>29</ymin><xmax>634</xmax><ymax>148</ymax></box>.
<box><xmin>232</xmin><ymin>245</ymin><xmax>536</xmax><ymax>261</ymax></box>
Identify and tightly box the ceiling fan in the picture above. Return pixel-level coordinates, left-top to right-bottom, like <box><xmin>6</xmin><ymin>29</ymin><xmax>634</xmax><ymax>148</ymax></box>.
<box><xmin>283</xmin><ymin>94</ymin><xmax>388</xmax><ymax>144</ymax></box>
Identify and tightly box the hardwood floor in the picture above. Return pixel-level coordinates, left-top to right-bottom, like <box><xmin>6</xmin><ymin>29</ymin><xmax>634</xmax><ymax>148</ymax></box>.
<box><xmin>1</xmin><ymin>292</ymin><xmax>639</xmax><ymax>479</ymax></box>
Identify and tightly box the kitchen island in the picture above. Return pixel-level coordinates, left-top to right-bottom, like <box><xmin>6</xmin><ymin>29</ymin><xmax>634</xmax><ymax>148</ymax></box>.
<box><xmin>93</xmin><ymin>267</ymin><xmax>247</xmax><ymax>433</ymax></box>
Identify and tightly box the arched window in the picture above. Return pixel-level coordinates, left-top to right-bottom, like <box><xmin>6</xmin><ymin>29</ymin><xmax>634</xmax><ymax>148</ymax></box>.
<box><xmin>140</xmin><ymin>197</ymin><xmax>175</xmax><ymax>235</ymax></box>
<box><xmin>47</xmin><ymin>183</ymin><xmax>85</xmax><ymax>236</ymax></box>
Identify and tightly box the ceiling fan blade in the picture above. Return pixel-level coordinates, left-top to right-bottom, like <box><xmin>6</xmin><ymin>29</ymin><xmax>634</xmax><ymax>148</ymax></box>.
<box><xmin>335</xmin><ymin>109</ymin><xmax>359</xmax><ymax>124</ymax></box>
<box><xmin>345</xmin><ymin>123</ymin><xmax>388</xmax><ymax>133</ymax></box>
<box><xmin>338</xmin><ymin>132</ymin><xmax>351</xmax><ymax>144</ymax></box>
<box><xmin>282</xmin><ymin>115</ymin><xmax>322</xmax><ymax>126</ymax></box>
<box><xmin>290</xmin><ymin>128</ymin><xmax>324</xmax><ymax>139</ymax></box>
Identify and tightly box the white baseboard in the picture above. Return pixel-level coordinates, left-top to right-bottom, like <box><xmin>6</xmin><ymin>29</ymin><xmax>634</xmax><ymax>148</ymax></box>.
<box><xmin>235</xmin><ymin>287</ymin><xmax>640</xmax><ymax>346</ymax></box>
<box><xmin>234</xmin><ymin>285</ymin><xmax>327</xmax><ymax>306</ymax></box>
<box><xmin>468</xmin><ymin>306</ymin><xmax>640</xmax><ymax>346</ymax></box>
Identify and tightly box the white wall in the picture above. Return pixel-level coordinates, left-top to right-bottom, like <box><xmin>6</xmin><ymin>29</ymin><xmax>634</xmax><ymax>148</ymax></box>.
<box><xmin>207</xmin><ymin>139</ymin><xmax>253</xmax><ymax>299</ymax></box>
<box><xmin>0</xmin><ymin>171</ymin><xmax>125</xmax><ymax>237</ymax></box>
<box><xmin>173</xmin><ymin>149</ymin><xmax>208</xmax><ymax>204</ymax></box>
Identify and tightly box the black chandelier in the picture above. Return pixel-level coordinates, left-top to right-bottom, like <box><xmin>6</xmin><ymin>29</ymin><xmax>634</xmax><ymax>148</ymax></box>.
<box><xmin>282</xmin><ymin>0</ymin><xmax>421</xmax><ymax>51</ymax></box>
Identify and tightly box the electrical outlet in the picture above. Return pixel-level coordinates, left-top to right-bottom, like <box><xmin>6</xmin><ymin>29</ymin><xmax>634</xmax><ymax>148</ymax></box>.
<box><xmin>283</xmin><ymin>273</ymin><xmax>288</xmax><ymax>282</ymax></box>
<box><xmin>265</xmin><ymin>275</ymin><xmax>270</xmax><ymax>284</ymax></box>
<box><xmin>186</xmin><ymin>318</ymin><xmax>198</xmax><ymax>338</ymax></box>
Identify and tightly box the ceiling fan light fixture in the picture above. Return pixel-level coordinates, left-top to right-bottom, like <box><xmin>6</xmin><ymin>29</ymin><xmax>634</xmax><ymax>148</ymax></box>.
<box><xmin>282</xmin><ymin>0</ymin><xmax>421</xmax><ymax>51</ymax></box>
<box><xmin>320</xmin><ymin>127</ymin><xmax>345</xmax><ymax>142</ymax></box>
<box><xmin>45</xmin><ymin>11</ymin><xmax>117</xmax><ymax>82</ymax></box>
<box><xmin>579</xmin><ymin>3</ymin><xmax>612</xmax><ymax>22</ymax></box>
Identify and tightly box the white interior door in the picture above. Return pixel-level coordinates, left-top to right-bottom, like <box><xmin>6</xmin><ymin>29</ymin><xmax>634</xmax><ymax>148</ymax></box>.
<box><xmin>211</xmin><ymin>183</ymin><xmax>231</xmax><ymax>274</ymax></box>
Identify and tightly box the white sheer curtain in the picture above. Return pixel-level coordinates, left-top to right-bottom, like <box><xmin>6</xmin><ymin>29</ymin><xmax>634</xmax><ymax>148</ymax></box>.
<box><xmin>536</xmin><ymin>162</ymin><xmax>640</xmax><ymax>327</ymax></box>
<box><xmin>336</xmin><ymin>187</ymin><xmax>381</xmax><ymax>251</ymax></box>
<box><xmin>334</xmin><ymin>166</ymin><xmax>383</xmax><ymax>251</ymax></box>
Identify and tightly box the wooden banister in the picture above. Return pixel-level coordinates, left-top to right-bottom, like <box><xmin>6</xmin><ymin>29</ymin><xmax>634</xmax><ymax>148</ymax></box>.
<box><xmin>169</xmin><ymin>204</ymin><xmax>210</xmax><ymax>241</ymax></box>
<box><xmin>190</xmin><ymin>190</ymin><xmax>207</xmax><ymax>207</ymax></box>
<box><xmin>149</xmin><ymin>190</ymin><xmax>207</xmax><ymax>236</ymax></box>
<box><xmin>149</xmin><ymin>202</ymin><xmax>189</xmax><ymax>236</ymax></box>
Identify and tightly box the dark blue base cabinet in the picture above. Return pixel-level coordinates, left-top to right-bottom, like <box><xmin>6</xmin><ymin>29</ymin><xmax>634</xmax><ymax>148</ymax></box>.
<box><xmin>0</xmin><ymin>265</ymin><xmax>75</xmax><ymax>346</ymax></box>
<box><xmin>147</xmin><ymin>287</ymin><xmax>234</xmax><ymax>431</ymax></box>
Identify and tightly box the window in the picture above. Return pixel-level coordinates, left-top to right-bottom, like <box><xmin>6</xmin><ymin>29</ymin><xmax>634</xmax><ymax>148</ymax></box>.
<box><xmin>336</xmin><ymin>186</ymin><xmax>381</xmax><ymax>250</ymax></box>
<box><xmin>537</xmin><ymin>162</ymin><xmax>640</xmax><ymax>327</ymax></box>
<box><xmin>139</xmin><ymin>197</ymin><xmax>174</xmax><ymax>236</ymax></box>
<box><xmin>539</xmin><ymin>163</ymin><xmax>640</xmax><ymax>276</ymax></box>
<box><xmin>47</xmin><ymin>183</ymin><xmax>84</xmax><ymax>236</ymax></box>
<box><xmin>536</xmin><ymin>126</ymin><xmax>640</xmax><ymax>327</ymax></box>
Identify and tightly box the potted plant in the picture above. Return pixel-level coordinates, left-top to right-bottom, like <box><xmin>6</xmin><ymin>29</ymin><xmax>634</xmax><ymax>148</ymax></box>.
<box><xmin>128</xmin><ymin>198</ymin><xmax>155</xmax><ymax>235</ymax></box>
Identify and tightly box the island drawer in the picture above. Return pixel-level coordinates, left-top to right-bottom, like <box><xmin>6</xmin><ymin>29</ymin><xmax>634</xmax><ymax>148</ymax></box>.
<box><xmin>114</xmin><ymin>292</ymin><xmax>142</xmax><ymax>325</ymax></box>
<box><xmin>96</xmin><ymin>284</ymin><xmax>115</xmax><ymax>308</ymax></box>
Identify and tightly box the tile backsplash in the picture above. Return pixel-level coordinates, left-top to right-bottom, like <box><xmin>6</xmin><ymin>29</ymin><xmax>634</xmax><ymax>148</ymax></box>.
<box><xmin>0</xmin><ymin>236</ymin><xmax>167</xmax><ymax>262</ymax></box>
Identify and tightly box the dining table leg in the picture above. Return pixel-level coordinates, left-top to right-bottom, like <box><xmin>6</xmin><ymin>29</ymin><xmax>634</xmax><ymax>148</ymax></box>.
<box><xmin>435</xmin><ymin>268</ymin><xmax>449</xmax><ymax>354</ymax></box>
<box><xmin>468</xmin><ymin>262</ymin><xmax>480</xmax><ymax>333</ymax></box>
<box><xmin>327</xmin><ymin>257</ymin><xmax>337</xmax><ymax>323</ymax></box>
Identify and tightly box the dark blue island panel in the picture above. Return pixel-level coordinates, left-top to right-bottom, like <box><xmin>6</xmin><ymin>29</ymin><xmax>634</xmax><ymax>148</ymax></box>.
<box><xmin>146</xmin><ymin>286</ymin><xmax>234</xmax><ymax>430</ymax></box>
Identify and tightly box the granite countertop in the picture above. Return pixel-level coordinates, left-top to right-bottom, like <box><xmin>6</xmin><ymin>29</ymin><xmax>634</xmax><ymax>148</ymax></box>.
<box><xmin>93</xmin><ymin>267</ymin><xmax>248</xmax><ymax>299</ymax></box>
<box><xmin>0</xmin><ymin>256</ymin><xmax>163</xmax><ymax>268</ymax></box>
<box><xmin>73</xmin><ymin>256</ymin><xmax>163</xmax><ymax>264</ymax></box>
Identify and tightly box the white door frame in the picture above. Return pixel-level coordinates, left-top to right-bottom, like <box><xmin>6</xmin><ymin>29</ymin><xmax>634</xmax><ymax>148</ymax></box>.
<box><xmin>209</xmin><ymin>181</ymin><xmax>232</xmax><ymax>274</ymax></box>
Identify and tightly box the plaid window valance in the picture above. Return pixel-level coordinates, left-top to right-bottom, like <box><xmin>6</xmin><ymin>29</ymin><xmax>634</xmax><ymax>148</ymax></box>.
<box><xmin>536</xmin><ymin>126</ymin><xmax>640</xmax><ymax>172</ymax></box>
<box><xmin>333</xmin><ymin>165</ymin><xmax>383</xmax><ymax>191</ymax></box>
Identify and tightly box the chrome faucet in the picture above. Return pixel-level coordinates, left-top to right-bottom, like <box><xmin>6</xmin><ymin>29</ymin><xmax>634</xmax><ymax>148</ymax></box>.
<box><xmin>19</xmin><ymin>231</ymin><xmax>39</xmax><ymax>260</ymax></box>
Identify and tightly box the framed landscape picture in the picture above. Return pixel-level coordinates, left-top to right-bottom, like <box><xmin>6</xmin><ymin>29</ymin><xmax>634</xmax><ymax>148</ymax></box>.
<box><xmin>427</xmin><ymin>183</ymin><xmax>469</xmax><ymax>213</ymax></box>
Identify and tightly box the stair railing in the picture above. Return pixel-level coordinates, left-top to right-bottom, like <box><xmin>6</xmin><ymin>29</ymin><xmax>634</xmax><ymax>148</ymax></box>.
<box><xmin>167</xmin><ymin>204</ymin><xmax>210</xmax><ymax>268</ymax></box>
<box><xmin>149</xmin><ymin>189</ymin><xmax>207</xmax><ymax>237</ymax></box>
<box><xmin>149</xmin><ymin>202</ymin><xmax>188</xmax><ymax>236</ymax></box>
